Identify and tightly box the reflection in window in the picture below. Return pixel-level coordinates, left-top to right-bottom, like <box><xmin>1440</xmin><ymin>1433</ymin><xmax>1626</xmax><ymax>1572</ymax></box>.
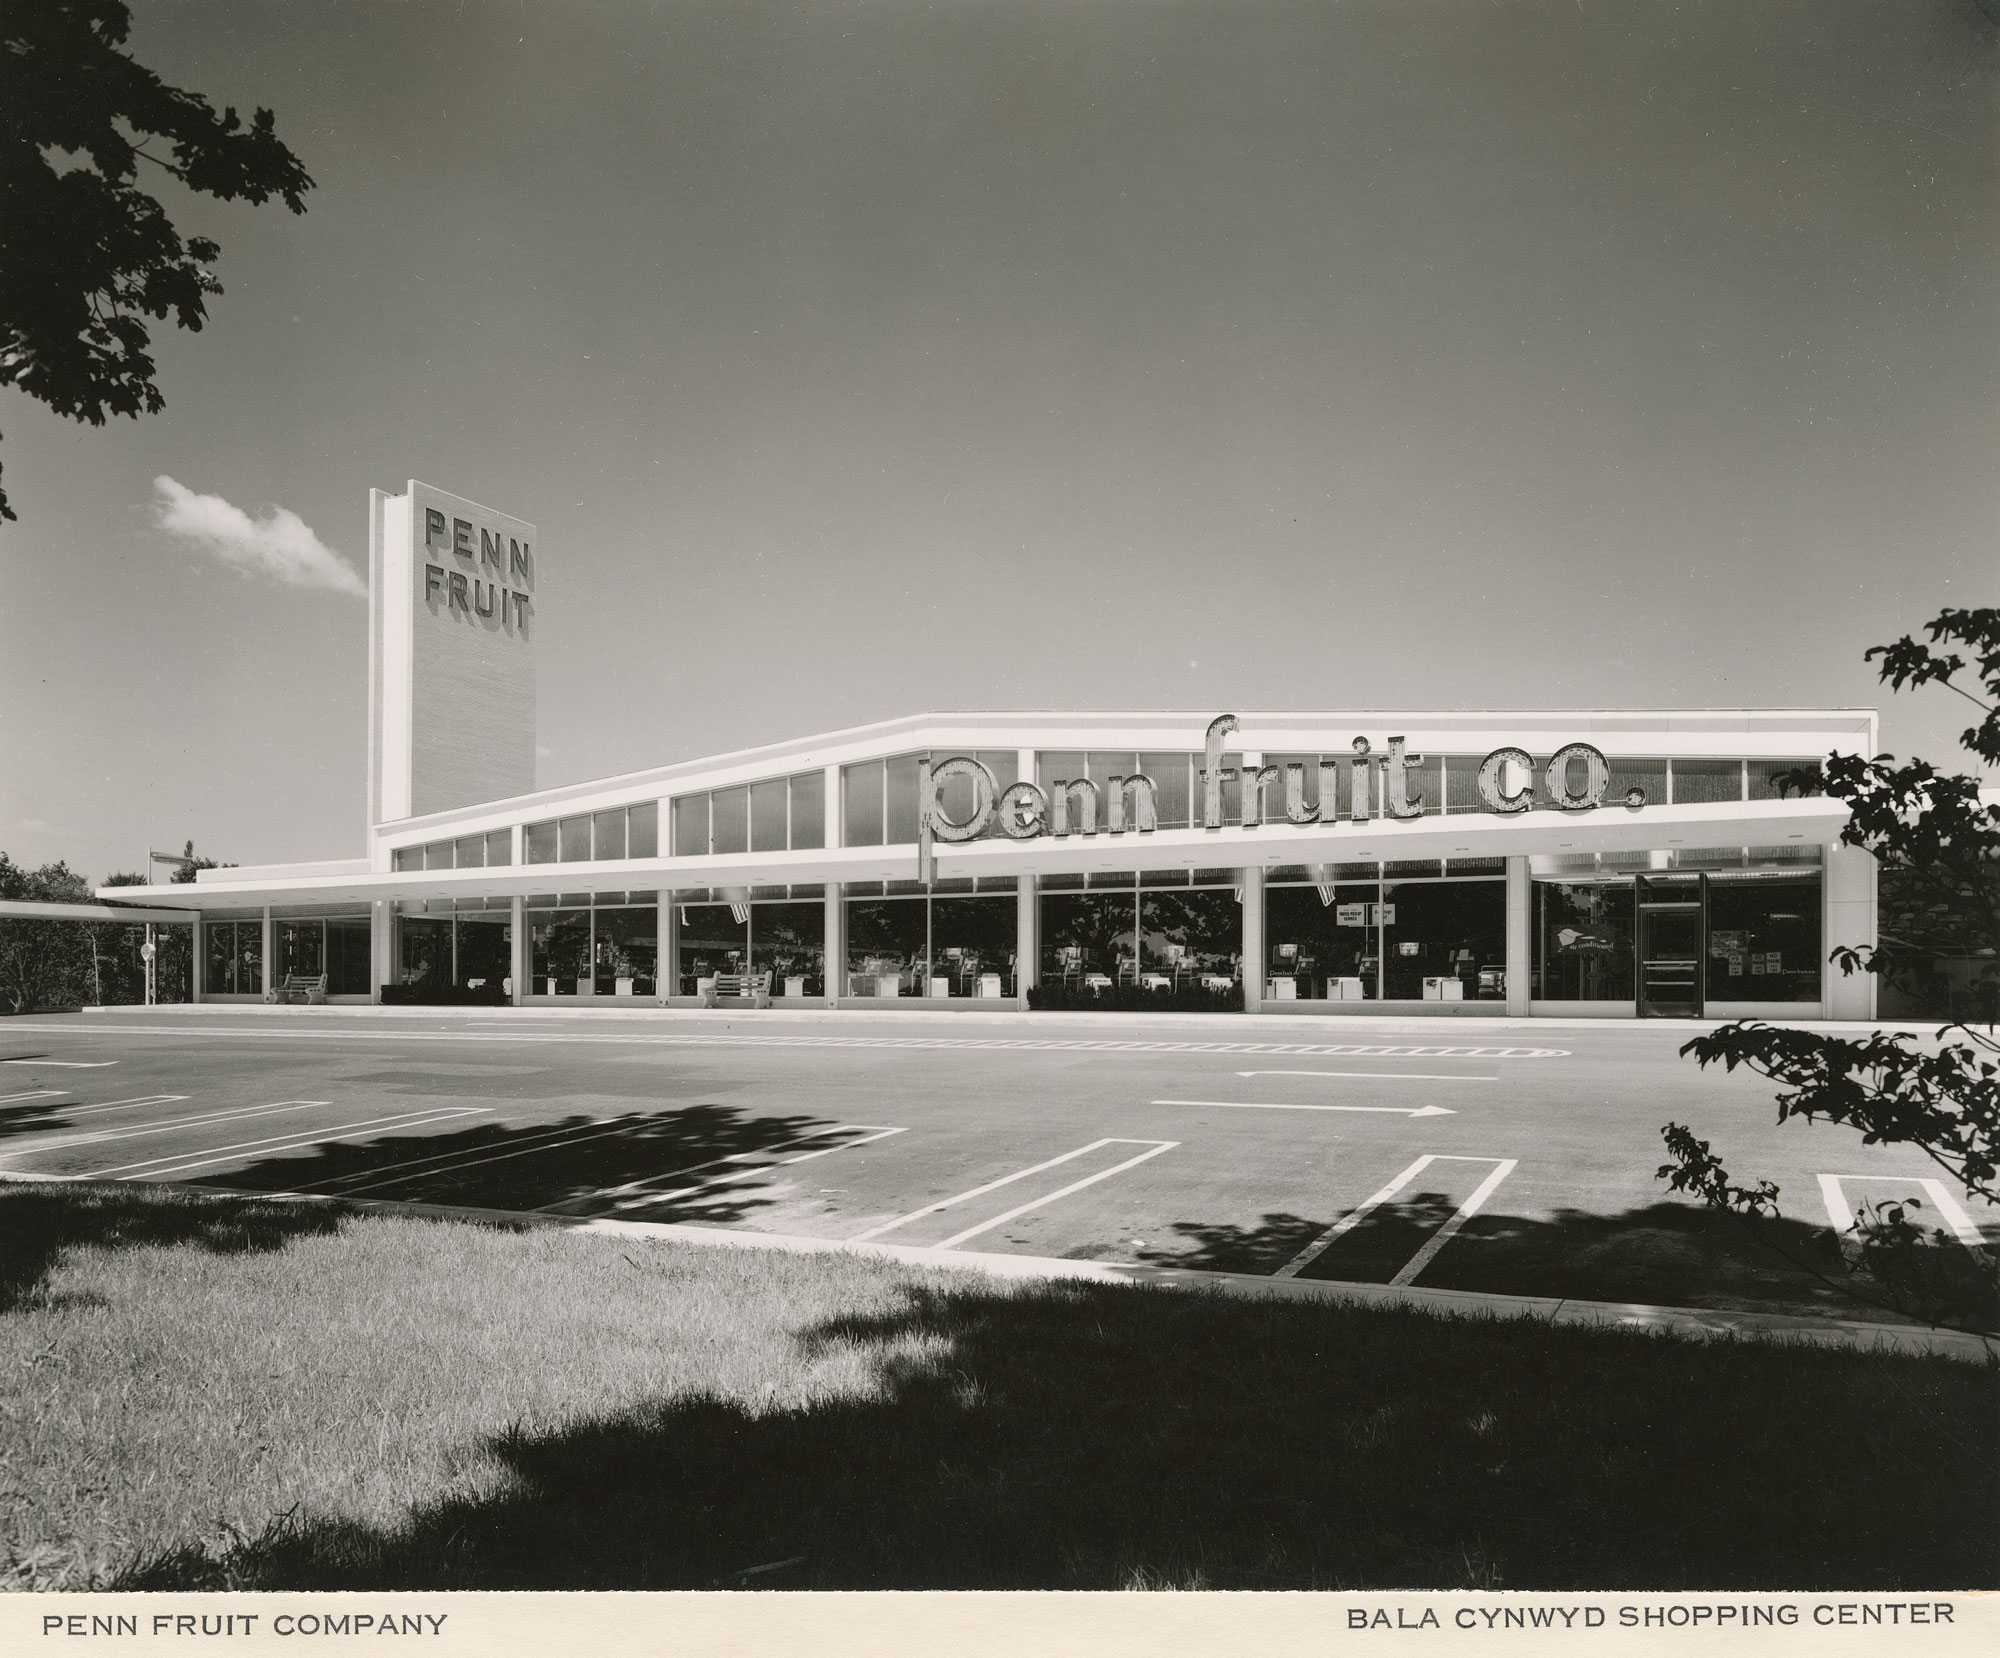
<box><xmin>1265</xmin><ymin>884</ymin><xmax>1380</xmax><ymax>1000</ymax></box>
<box><xmin>203</xmin><ymin>919</ymin><xmax>262</xmax><ymax>995</ymax></box>
<box><xmin>591</xmin><ymin>906</ymin><xmax>656</xmax><ymax>996</ymax></box>
<box><xmin>278</xmin><ymin>920</ymin><xmax>324</xmax><ymax>979</ymax></box>
<box><xmin>1707</xmin><ymin>875</ymin><xmax>1821</xmax><ymax>1003</ymax></box>
<box><xmin>676</xmin><ymin>903</ymin><xmax>748</xmax><ymax>994</ymax></box>
<box><xmin>789</xmin><ymin>771</ymin><xmax>825</xmax><ymax>850</ymax></box>
<box><xmin>1534</xmin><ymin>882</ymin><xmax>1635</xmax><ymax>1001</ymax></box>
<box><xmin>532</xmin><ymin>909</ymin><xmax>591</xmax><ymax>996</ymax></box>
<box><xmin>845</xmin><ymin>896</ymin><xmax>928</xmax><ymax>996</ymax></box>
<box><xmin>751</xmin><ymin>900</ymin><xmax>826</xmax><ymax>996</ymax></box>
<box><xmin>1379</xmin><ymin>880</ymin><xmax>1505</xmax><ymax>1000</ymax></box>
<box><xmin>558</xmin><ymin>816</ymin><xmax>591</xmax><ymax>863</ymax></box>
<box><xmin>525</xmin><ymin>821</ymin><xmax>558</xmax><ymax>864</ymax></box>
<box><xmin>399</xmin><ymin>915</ymin><xmax>452</xmax><ymax>990</ymax></box>
<box><xmin>628</xmin><ymin>801</ymin><xmax>659</xmax><ymax>859</ymax></box>
<box><xmin>327</xmin><ymin>918</ymin><xmax>371</xmax><ymax>996</ymax></box>
<box><xmin>592</xmin><ymin>809</ymin><xmax>627</xmax><ymax>862</ymax></box>
<box><xmin>1140</xmin><ymin>889</ymin><xmax>1239</xmax><ymax>988</ymax></box>
<box><xmin>1749</xmin><ymin>760</ymin><xmax>1823</xmax><ymax>800</ymax></box>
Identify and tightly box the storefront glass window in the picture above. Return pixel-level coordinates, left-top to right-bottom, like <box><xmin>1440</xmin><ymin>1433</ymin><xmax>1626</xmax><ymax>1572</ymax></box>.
<box><xmin>751</xmin><ymin>779</ymin><xmax>788</xmax><ymax>853</ymax></box>
<box><xmin>676</xmin><ymin>903</ymin><xmax>747</xmax><ymax>995</ymax></box>
<box><xmin>1749</xmin><ymin>760</ymin><xmax>1822</xmax><ymax>800</ymax></box>
<box><xmin>1141</xmin><ymin>753</ymin><xmax>1193</xmax><ymax>829</ymax></box>
<box><xmin>842</xmin><ymin>760</ymin><xmax>884</xmax><ymax>847</ymax></box>
<box><xmin>844</xmin><ymin>895</ymin><xmax>927</xmax><ymax>995</ymax></box>
<box><xmin>885</xmin><ymin>755</ymin><xmax>922</xmax><ymax>844</ymax></box>
<box><xmin>1534</xmin><ymin>882</ymin><xmax>1635</xmax><ymax>1000</ymax></box>
<box><xmin>279</xmin><ymin>920</ymin><xmax>324</xmax><ymax>979</ymax></box>
<box><xmin>1380</xmin><ymin>880</ymin><xmax>1505</xmax><ymax>1000</ymax></box>
<box><xmin>593</xmin><ymin>809</ymin><xmax>627</xmax><ymax>861</ymax></box>
<box><xmin>789</xmin><ymin>772</ymin><xmax>825</xmax><ymax>850</ymax></box>
<box><xmin>929</xmin><ymin>895</ymin><xmax>1017</xmax><ymax>996</ymax></box>
<box><xmin>1673</xmin><ymin>759</ymin><xmax>1743</xmax><ymax>804</ymax></box>
<box><xmin>327</xmin><ymin>918</ymin><xmax>371</xmax><ymax>996</ymax></box>
<box><xmin>1140</xmin><ymin>888</ymin><xmax>1239</xmax><ymax>988</ymax></box>
<box><xmin>204</xmin><ymin>921</ymin><xmax>259</xmax><ymax>994</ymax></box>
<box><xmin>591</xmin><ymin>907</ymin><xmax>656</xmax><ymax>996</ymax></box>
<box><xmin>399</xmin><ymin>916</ymin><xmax>451</xmax><ymax>991</ymax></box>
<box><xmin>533</xmin><ymin>909</ymin><xmax>591</xmax><ymax>996</ymax></box>
<box><xmin>627</xmin><ymin>802</ymin><xmax>659</xmax><ymax>860</ymax></box>
<box><xmin>671</xmin><ymin>795</ymin><xmax>707</xmax><ymax>857</ymax></box>
<box><xmin>1265</xmin><ymin>883</ymin><xmax>1379</xmax><ymax>1000</ymax></box>
<box><xmin>711</xmin><ymin>786</ymin><xmax>749</xmax><ymax>855</ymax></box>
<box><xmin>456</xmin><ymin>914</ymin><xmax>511</xmax><ymax>992</ymax></box>
<box><xmin>1039</xmin><ymin>889</ymin><xmax>1139</xmax><ymax>992</ymax></box>
<box><xmin>1707</xmin><ymin>875</ymin><xmax>1821</xmax><ymax>1002</ymax></box>
<box><xmin>750</xmin><ymin>900</ymin><xmax>824</xmax><ymax>996</ymax></box>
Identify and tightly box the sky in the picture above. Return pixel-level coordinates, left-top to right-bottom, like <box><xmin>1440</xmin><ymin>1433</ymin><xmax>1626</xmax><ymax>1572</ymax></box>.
<box><xmin>2</xmin><ymin>0</ymin><xmax>1995</xmax><ymax>884</ymax></box>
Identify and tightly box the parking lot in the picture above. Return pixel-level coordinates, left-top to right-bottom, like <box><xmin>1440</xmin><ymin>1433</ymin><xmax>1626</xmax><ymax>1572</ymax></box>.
<box><xmin>2</xmin><ymin>1008</ymin><xmax>1992</xmax><ymax>1322</ymax></box>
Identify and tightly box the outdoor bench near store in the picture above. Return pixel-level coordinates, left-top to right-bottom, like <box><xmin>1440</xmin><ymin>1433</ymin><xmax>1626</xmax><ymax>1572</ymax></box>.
<box><xmin>703</xmin><ymin>971</ymin><xmax>773</xmax><ymax>1009</ymax></box>
<box><xmin>267</xmin><ymin>973</ymin><xmax>328</xmax><ymax>1005</ymax></box>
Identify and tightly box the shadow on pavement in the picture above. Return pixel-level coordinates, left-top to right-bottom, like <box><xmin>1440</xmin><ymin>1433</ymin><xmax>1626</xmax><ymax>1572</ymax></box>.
<box><xmin>1147</xmin><ymin>1197</ymin><xmax>1993</xmax><ymax>1328</ymax></box>
<box><xmin>115</xmin><ymin>1277</ymin><xmax>1999</xmax><ymax>1593</ymax></box>
<box><xmin>191</xmin><ymin>1102</ymin><xmax>842</xmax><ymax>1225</ymax></box>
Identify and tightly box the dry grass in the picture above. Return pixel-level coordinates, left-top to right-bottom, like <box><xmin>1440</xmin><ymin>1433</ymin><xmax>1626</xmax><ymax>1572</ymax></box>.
<box><xmin>2</xmin><ymin>1182</ymin><xmax>1995</xmax><ymax>1592</ymax></box>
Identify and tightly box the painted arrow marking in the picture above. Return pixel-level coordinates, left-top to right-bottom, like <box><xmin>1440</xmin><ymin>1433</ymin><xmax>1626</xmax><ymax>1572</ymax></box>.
<box><xmin>1234</xmin><ymin>1070</ymin><xmax>1493</xmax><ymax>1082</ymax></box>
<box><xmin>1153</xmin><ymin>1099</ymin><xmax>1456</xmax><ymax>1118</ymax></box>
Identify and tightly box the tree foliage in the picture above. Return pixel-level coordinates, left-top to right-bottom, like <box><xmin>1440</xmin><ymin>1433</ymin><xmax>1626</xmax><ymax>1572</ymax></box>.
<box><xmin>0</xmin><ymin>851</ymin><xmax>190</xmax><ymax>1011</ymax></box>
<box><xmin>0</xmin><ymin>0</ymin><xmax>313</xmax><ymax>520</ymax></box>
<box><xmin>1660</xmin><ymin>608</ymin><xmax>2000</xmax><ymax>1334</ymax></box>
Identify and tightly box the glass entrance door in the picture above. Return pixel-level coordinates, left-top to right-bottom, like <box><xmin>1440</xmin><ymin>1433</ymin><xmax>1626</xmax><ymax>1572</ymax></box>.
<box><xmin>1636</xmin><ymin>874</ymin><xmax>1706</xmax><ymax>1018</ymax></box>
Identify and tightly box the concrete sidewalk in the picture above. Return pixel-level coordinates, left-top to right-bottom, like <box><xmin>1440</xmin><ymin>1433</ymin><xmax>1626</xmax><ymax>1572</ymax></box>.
<box><xmin>65</xmin><ymin>1000</ymin><xmax>1930</xmax><ymax>1037</ymax></box>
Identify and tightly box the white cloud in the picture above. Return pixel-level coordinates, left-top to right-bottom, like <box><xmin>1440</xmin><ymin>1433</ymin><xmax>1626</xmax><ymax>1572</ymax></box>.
<box><xmin>152</xmin><ymin>476</ymin><xmax>365</xmax><ymax>598</ymax></box>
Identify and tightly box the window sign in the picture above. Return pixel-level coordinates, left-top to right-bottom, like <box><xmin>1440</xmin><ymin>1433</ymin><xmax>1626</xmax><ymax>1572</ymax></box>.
<box><xmin>1336</xmin><ymin>903</ymin><xmax>1367</xmax><ymax>927</ymax></box>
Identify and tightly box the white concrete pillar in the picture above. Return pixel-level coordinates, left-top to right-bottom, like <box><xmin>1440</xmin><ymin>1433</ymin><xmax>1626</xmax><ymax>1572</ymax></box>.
<box><xmin>1824</xmin><ymin>842</ymin><xmax>1876</xmax><ymax>1022</ymax></box>
<box><xmin>510</xmin><ymin>894</ymin><xmax>527</xmax><ymax>1005</ymax></box>
<box><xmin>825</xmin><ymin>761</ymin><xmax>844</xmax><ymax>1007</ymax></box>
<box><xmin>190</xmin><ymin>914</ymin><xmax>206</xmax><ymax>1002</ymax></box>
<box><xmin>1505</xmin><ymin>855</ymin><xmax>1531</xmax><ymax>1016</ymax></box>
<box><xmin>1016</xmin><ymin>873</ymin><xmax>1037</xmax><ymax>1008</ymax></box>
<box><xmin>370</xmin><ymin>899</ymin><xmax>394</xmax><ymax>1003</ymax></box>
<box><xmin>1240</xmin><ymin>864</ymin><xmax>1265</xmax><ymax>1013</ymax></box>
<box><xmin>824</xmin><ymin>884</ymin><xmax>843</xmax><ymax>1006</ymax></box>
<box><xmin>259</xmin><ymin>906</ymin><xmax>274</xmax><ymax>999</ymax></box>
<box><xmin>655</xmin><ymin>889</ymin><xmax>671</xmax><ymax>1004</ymax></box>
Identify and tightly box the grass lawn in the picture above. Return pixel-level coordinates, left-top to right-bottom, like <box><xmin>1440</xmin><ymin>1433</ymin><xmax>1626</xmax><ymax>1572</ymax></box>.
<box><xmin>2</xmin><ymin>1181</ymin><xmax>1995</xmax><ymax>1593</ymax></box>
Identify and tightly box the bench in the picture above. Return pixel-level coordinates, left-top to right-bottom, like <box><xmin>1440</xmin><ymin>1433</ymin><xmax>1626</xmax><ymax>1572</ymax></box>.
<box><xmin>267</xmin><ymin>973</ymin><xmax>327</xmax><ymax>1005</ymax></box>
<box><xmin>703</xmin><ymin>970</ymin><xmax>772</xmax><ymax>1009</ymax></box>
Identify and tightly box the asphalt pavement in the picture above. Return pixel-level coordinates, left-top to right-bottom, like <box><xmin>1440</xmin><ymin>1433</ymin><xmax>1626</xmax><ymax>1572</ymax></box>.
<box><xmin>2</xmin><ymin>1006</ymin><xmax>1991</xmax><ymax>1325</ymax></box>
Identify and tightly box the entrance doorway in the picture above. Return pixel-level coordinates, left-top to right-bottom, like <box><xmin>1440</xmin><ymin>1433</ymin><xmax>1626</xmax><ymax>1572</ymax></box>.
<box><xmin>1636</xmin><ymin>874</ymin><xmax>1706</xmax><ymax>1018</ymax></box>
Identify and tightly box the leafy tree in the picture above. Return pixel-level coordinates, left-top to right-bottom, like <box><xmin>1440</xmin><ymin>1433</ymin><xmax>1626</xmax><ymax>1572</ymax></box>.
<box><xmin>1660</xmin><ymin>608</ymin><xmax>1999</xmax><ymax>1333</ymax></box>
<box><xmin>0</xmin><ymin>0</ymin><xmax>312</xmax><ymax>520</ymax></box>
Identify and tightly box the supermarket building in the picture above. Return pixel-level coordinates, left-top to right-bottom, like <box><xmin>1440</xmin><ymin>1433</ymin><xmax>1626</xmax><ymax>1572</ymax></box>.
<box><xmin>105</xmin><ymin>483</ymin><xmax>1877</xmax><ymax>1021</ymax></box>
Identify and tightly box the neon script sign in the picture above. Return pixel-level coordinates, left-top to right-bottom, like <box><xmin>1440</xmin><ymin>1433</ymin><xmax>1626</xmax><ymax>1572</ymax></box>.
<box><xmin>919</xmin><ymin>715</ymin><xmax>1644</xmax><ymax>865</ymax></box>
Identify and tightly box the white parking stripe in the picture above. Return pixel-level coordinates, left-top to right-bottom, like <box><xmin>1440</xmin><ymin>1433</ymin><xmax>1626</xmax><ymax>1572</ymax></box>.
<box><xmin>93</xmin><ymin>1108</ymin><xmax>488</xmax><ymax>1180</ymax></box>
<box><xmin>932</xmin><ymin>1141</ymin><xmax>1178</xmax><ymax>1251</ymax></box>
<box><xmin>1817</xmin><ymin>1173</ymin><xmax>1990</xmax><ymax>1253</ymax></box>
<box><xmin>3</xmin><ymin>1059</ymin><xmax>118</xmax><ymax>1067</ymax></box>
<box><xmin>1155</xmin><ymin>1098</ymin><xmax>1455</xmax><ymax>1118</ymax></box>
<box><xmin>0</xmin><ymin>1089</ymin><xmax>66</xmax><ymax>1104</ymax></box>
<box><xmin>314</xmin><ymin>1115</ymin><xmax>657</xmax><ymax>1196</ymax></box>
<box><xmin>605</xmin><ymin>1126</ymin><xmax>909</xmax><ymax>1214</ymax></box>
<box><xmin>42</xmin><ymin>1094</ymin><xmax>188</xmax><ymax>1117</ymax></box>
<box><xmin>853</xmin><ymin>1138</ymin><xmax>1177</xmax><ymax>1246</ymax></box>
<box><xmin>4</xmin><ymin>1101</ymin><xmax>330</xmax><ymax>1157</ymax></box>
<box><xmin>1275</xmin><ymin>1155</ymin><xmax>1440</xmax><ymax>1279</ymax></box>
<box><xmin>852</xmin><ymin>1140</ymin><xmax>1129</xmax><ymax>1242</ymax></box>
<box><xmin>1388</xmin><ymin>1159</ymin><xmax>1517</xmax><ymax>1286</ymax></box>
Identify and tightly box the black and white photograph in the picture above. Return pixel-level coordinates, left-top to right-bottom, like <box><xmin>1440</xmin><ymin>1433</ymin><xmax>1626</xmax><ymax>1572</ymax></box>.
<box><xmin>1</xmin><ymin>0</ymin><xmax>1995</xmax><ymax>1648</ymax></box>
